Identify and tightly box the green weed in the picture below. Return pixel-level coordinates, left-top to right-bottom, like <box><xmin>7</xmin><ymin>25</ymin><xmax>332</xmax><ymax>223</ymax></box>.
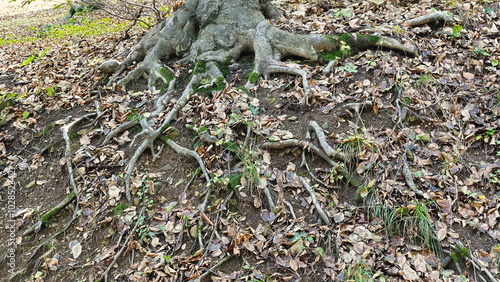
<box><xmin>192</xmin><ymin>76</ymin><xmax>226</xmax><ymax>94</ymax></box>
<box><xmin>366</xmin><ymin>200</ymin><xmax>442</xmax><ymax>256</ymax></box>
<box><xmin>475</xmin><ymin>127</ymin><xmax>496</xmax><ymax>143</ymax></box>
<box><xmin>341</xmin><ymin>259</ymin><xmax>383</xmax><ymax>281</ymax></box>
<box><xmin>451</xmin><ymin>24</ymin><xmax>463</xmax><ymax>38</ymax></box>
<box><xmin>113</xmin><ymin>202</ymin><xmax>130</xmax><ymax>216</ymax></box>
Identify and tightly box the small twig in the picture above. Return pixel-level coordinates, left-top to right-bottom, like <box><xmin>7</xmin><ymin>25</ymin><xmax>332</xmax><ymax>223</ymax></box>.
<box><xmin>262</xmin><ymin>185</ymin><xmax>275</xmax><ymax>211</ymax></box>
<box><xmin>299</xmin><ymin>177</ymin><xmax>331</xmax><ymax>225</ymax></box>
<box><xmin>101</xmin><ymin>207</ymin><xmax>145</xmax><ymax>282</ymax></box>
<box><xmin>191</xmin><ymin>255</ymin><xmax>232</xmax><ymax>282</ymax></box>
<box><xmin>283</xmin><ymin>200</ymin><xmax>297</xmax><ymax>220</ymax></box>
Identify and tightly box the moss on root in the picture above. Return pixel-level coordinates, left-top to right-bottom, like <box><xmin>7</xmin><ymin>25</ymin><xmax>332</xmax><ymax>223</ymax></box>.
<box><xmin>193</xmin><ymin>61</ymin><xmax>208</xmax><ymax>74</ymax></box>
<box><xmin>321</xmin><ymin>33</ymin><xmax>381</xmax><ymax>61</ymax></box>
<box><xmin>247</xmin><ymin>71</ymin><xmax>260</xmax><ymax>84</ymax></box>
<box><xmin>340</xmin><ymin>33</ymin><xmax>380</xmax><ymax>48</ymax></box>
<box><xmin>192</xmin><ymin>76</ymin><xmax>226</xmax><ymax>94</ymax></box>
<box><xmin>40</xmin><ymin>192</ymin><xmax>76</xmax><ymax>224</ymax></box>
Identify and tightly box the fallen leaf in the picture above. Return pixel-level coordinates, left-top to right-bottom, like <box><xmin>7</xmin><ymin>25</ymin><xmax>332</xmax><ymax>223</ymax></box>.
<box><xmin>69</xmin><ymin>240</ymin><xmax>82</xmax><ymax>259</ymax></box>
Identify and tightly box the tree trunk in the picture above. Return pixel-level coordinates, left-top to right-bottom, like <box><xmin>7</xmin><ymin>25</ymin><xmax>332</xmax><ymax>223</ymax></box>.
<box><xmin>101</xmin><ymin>0</ymin><xmax>417</xmax><ymax>199</ymax></box>
<box><xmin>104</xmin><ymin>0</ymin><xmax>416</xmax><ymax>92</ymax></box>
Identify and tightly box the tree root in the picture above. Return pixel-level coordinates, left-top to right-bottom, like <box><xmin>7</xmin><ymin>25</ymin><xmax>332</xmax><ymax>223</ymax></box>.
<box><xmin>262</xmin><ymin>185</ymin><xmax>275</xmax><ymax>211</ymax></box>
<box><xmin>442</xmin><ymin>242</ymin><xmax>496</xmax><ymax>282</ymax></box>
<box><xmin>162</xmin><ymin>139</ymin><xmax>211</xmax><ymax>184</ymax></box>
<box><xmin>261</xmin><ymin>139</ymin><xmax>358</xmax><ymax>186</ymax></box>
<box><xmin>121</xmin><ymin>74</ymin><xmax>202</xmax><ymax>201</ymax></box>
<box><xmin>455</xmin><ymin>241</ymin><xmax>497</xmax><ymax>282</ymax></box>
<box><xmin>283</xmin><ymin>200</ymin><xmax>297</xmax><ymax>221</ymax></box>
<box><xmin>322</xmin><ymin>59</ymin><xmax>338</xmax><ymax>75</ymax></box>
<box><xmin>302</xmin><ymin>154</ymin><xmax>335</xmax><ymax>189</ymax></box>
<box><xmin>307</xmin><ymin>121</ymin><xmax>346</xmax><ymax>161</ymax></box>
<box><xmin>401</xmin><ymin>148</ymin><xmax>425</xmax><ymax>197</ymax></box>
<box><xmin>21</xmin><ymin>114</ymin><xmax>97</xmax><ymax>268</ymax></box>
<box><xmin>23</xmin><ymin>113</ymin><xmax>96</xmax><ymax>237</ymax></box>
<box><xmin>406</xmin><ymin>12</ymin><xmax>459</xmax><ymax>27</ymax></box>
<box><xmin>299</xmin><ymin>176</ymin><xmax>331</xmax><ymax>225</ymax></box>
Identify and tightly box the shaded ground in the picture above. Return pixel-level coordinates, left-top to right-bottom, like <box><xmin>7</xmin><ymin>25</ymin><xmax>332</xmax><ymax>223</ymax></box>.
<box><xmin>0</xmin><ymin>0</ymin><xmax>499</xmax><ymax>281</ymax></box>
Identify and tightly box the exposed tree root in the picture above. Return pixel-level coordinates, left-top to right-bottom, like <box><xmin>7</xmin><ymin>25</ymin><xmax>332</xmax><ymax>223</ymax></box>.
<box><xmin>99</xmin><ymin>0</ymin><xmax>419</xmax><ymax>206</ymax></box>
<box><xmin>401</xmin><ymin>148</ymin><xmax>425</xmax><ymax>197</ymax></box>
<box><xmin>308</xmin><ymin>121</ymin><xmax>346</xmax><ymax>161</ymax></box>
<box><xmin>299</xmin><ymin>176</ymin><xmax>331</xmax><ymax>225</ymax></box>
<box><xmin>442</xmin><ymin>242</ymin><xmax>496</xmax><ymax>282</ymax></box>
<box><xmin>406</xmin><ymin>12</ymin><xmax>459</xmax><ymax>27</ymax></box>
<box><xmin>162</xmin><ymin>139</ymin><xmax>211</xmax><ymax>183</ymax></box>
<box><xmin>262</xmin><ymin>185</ymin><xmax>275</xmax><ymax>211</ymax></box>
<box><xmin>302</xmin><ymin>154</ymin><xmax>335</xmax><ymax>189</ymax></box>
<box><xmin>120</xmin><ymin>74</ymin><xmax>202</xmax><ymax>201</ymax></box>
<box><xmin>103</xmin><ymin>0</ymin><xmax>417</xmax><ymax>92</ymax></box>
<box><xmin>261</xmin><ymin>138</ymin><xmax>358</xmax><ymax>186</ymax></box>
<box><xmin>283</xmin><ymin>199</ymin><xmax>297</xmax><ymax>221</ymax></box>
<box><xmin>15</xmin><ymin>113</ymin><xmax>97</xmax><ymax>278</ymax></box>
<box><xmin>23</xmin><ymin>113</ymin><xmax>96</xmax><ymax>237</ymax></box>
<box><xmin>322</xmin><ymin>59</ymin><xmax>338</xmax><ymax>75</ymax></box>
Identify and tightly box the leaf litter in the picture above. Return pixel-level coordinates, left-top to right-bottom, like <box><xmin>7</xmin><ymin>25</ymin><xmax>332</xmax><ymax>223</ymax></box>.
<box><xmin>0</xmin><ymin>0</ymin><xmax>499</xmax><ymax>281</ymax></box>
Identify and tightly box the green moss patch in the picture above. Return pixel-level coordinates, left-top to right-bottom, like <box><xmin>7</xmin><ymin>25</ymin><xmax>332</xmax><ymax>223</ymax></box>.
<box><xmin>247</xmin><ymin>71</ymin><xmax>260</xmax><ymax>84</ymax></box>
<box><xmin>0</xmin><ymin>15</ymin><xmax>129</xmax><ymax>46</ymax></box>
<box><xmin>192</xmin><ymin>76</ymin><xmax>226</xmax><ymax>94</ymax></box>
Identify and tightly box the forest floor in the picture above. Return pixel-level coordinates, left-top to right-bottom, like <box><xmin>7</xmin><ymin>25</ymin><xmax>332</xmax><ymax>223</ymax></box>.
<box><xmin>0</xmin><ymin>0</ymin><xmax>499</xmax><ymax>281</ymax></box>
<box><xmin>0</xmin><ymin>0</ymin><xmax>65</xmax><ymax>16</ymax></box>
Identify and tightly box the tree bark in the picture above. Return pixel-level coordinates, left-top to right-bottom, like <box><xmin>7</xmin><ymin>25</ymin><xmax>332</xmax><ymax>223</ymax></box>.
<box><xmin>101</xmin><ymin>0</ymin><xmax>417</xmax><ymax>195</ymax></box>
<box><xmin>104</xmin><ymin>0</ymin><xmax>417</xmax><ymax>91</ymax></box>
